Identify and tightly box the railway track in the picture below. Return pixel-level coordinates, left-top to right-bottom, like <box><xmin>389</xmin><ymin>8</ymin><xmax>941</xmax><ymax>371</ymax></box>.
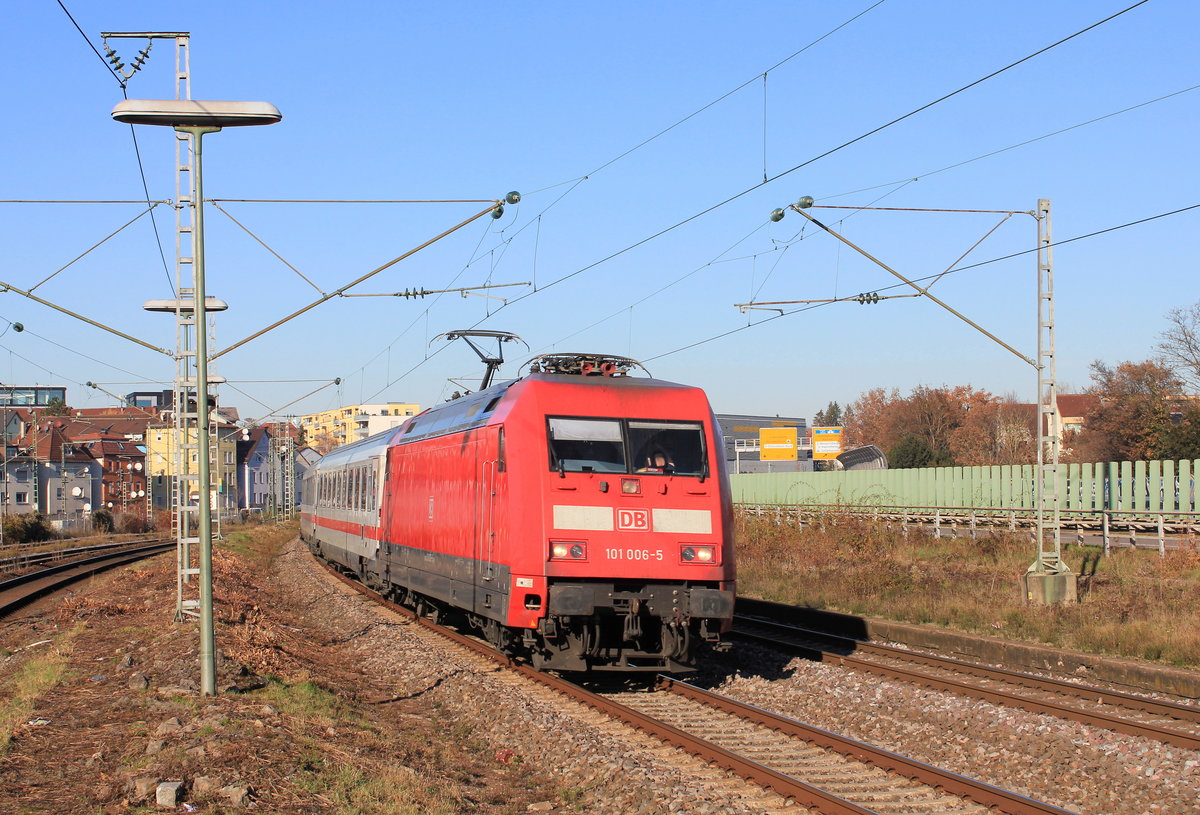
<box><xmin>734</xmin><ymin>597</ymin><xmax>1200</xmax><ymax>752</ymax></box>
<box><xmin>0</xmin><ymin>537</ymin><xmax>166</xmax><ymax>574</ymax></box>
<box><xmin>605</xmin><ymin>678</ymin><xmax>1072</xmax><ymax>815</ymax></box>
<box><xmin>316</xmin><ymin>557</ymin><xmax>1071</xmax><ymax>814</ymax></box>
<box><xmin>0</xmin><ymin>541</ymin><xmax>174</xmax><ymax>617</ymax></box>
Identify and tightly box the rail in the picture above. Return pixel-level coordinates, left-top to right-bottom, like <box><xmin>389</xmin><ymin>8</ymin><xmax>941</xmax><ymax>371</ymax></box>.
<box><xmin>316</xmin><ymin>557</ymin><xmax>1071</xmax><ymax>814</ymax></box>
<box><xmin>0</xmin><ymin>541</ymin><xmax>174</xmax><ymax>617</ymax></box>
<box><xmin>0</xmin><ymin>537</ymin><xmax>169</xmax><ymax>572</ymax></box>
<box><xmin>658</xmin><ymin>676</ymin><xmax>1074</xmax><ymax>815</ymax></box>
<box><xmin>734</xmin><ymin>598</ymin><xmax>1200</xmax><ymax>752</ymax></box>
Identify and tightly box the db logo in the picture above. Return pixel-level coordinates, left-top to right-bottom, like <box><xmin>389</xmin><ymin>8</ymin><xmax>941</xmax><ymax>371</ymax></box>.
<box><xmin>616</xmin><ymin>508</ymin><xmax>650</xmax><ymax>531</ymax></box>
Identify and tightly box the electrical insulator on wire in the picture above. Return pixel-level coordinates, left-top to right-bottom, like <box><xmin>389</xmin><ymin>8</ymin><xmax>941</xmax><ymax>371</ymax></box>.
<box><xmin>854</xmin><ymin>292</ymin><xmax>881</xmax><ymax>305</ymax></box>
<box><xmin>105</xmin><ymin>45</ymin><xmax>125</xmax><ymax>72</ymax></box>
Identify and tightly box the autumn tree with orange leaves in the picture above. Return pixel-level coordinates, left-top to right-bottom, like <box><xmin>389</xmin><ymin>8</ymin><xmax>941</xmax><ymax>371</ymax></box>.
<box><xmin>842</xmin><ymin>385</ymin><xmax>1035</xmax><ymax>468</ymax></box>
<box><xmin>1066</xmin><ymin>360</ymin><xmax>1187</xmax><ymax>462</ymax></box>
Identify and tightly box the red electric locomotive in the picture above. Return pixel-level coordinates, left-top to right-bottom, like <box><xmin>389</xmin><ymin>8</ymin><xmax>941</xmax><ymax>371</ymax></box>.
<box><xmin>300</xmin><ymin>352</ymin><xmax>735</xmax><ymax>672</ymax></box>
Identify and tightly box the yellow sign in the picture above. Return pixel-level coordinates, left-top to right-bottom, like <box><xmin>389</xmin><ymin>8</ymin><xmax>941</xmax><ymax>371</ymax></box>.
<box><xmin>811</xmin><ymin>426</ymin><xmax>843</xmax><ymax>460</ymax></box>
<box><xmin>759</xmin><ymin>427</ymin><xmax>798</xmax><ymax>461</ymax></box>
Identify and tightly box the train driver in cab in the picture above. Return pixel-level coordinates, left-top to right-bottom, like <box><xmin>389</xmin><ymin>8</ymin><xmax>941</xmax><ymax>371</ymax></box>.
<box><xmin>637</xmin><ymin>449</ymin><xmax>675</xmax><ymax>474</ymax></box>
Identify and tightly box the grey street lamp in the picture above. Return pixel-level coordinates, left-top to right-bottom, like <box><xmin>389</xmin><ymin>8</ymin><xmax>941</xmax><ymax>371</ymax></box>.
<box><xmin>113</xmin><ymin>98</ymin><xmax>281</xmax><ymax>695</ymax></box>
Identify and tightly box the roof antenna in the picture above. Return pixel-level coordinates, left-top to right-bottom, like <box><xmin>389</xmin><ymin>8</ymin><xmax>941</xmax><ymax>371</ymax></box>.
<box><xmin>434</xmin><ymin>330</ymin><xmax>527</xmax><ymax>390</ymax></box>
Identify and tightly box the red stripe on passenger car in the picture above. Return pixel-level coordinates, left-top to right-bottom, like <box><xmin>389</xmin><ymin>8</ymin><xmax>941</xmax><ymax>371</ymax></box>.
<box><xmin>310</xmin><ymin>514</ymin><xmax>382</xmax><ymax>540</ymax></box>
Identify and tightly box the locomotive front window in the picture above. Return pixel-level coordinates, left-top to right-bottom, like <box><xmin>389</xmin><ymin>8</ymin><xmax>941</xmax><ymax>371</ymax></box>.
<box><xmin>628</xmin><ymin>420</ymin><xmax>705</xmax><ymax>476</ymax></box>
<box><xmin>548</xmin><ymin>418</ymin><xmax>626</xmax><ymax>473</ymax></box>
<box><xmin>547</xmin><ymin>417</ymin><xmax>706</xmax><ymax>476</ymax></box>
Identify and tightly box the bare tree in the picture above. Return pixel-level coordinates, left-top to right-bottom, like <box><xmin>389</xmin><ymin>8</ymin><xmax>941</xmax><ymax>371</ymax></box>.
<box><xmin>1157</xmin><ymin>301</ymin><xmax>1200</xmax><ymax>393</ymax></box>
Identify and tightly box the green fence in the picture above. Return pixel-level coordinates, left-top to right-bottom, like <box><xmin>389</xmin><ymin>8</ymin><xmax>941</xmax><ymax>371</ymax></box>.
<box><xmin>730</xmin><ymin>460</ymin><xmax>1200</xmax><ymax>516</ymax></box>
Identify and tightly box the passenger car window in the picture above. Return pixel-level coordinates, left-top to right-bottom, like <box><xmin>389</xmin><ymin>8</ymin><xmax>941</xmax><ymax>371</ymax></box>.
<box><xmin>547</xmin><ymin>418</ymin><xmax>626</xmax><ymax>473</ymax></box>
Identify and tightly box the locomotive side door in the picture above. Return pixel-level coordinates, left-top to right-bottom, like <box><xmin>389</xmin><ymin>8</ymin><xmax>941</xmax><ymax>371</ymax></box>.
<box><xmin>472</xmin><ymin>425</ymin><xmax>501</xmax><ymax>617</ymax></box>
<box><xmin>475</xmin><ymin>424</ymin><xmax>508</xmax><ymax>619</ymax></box>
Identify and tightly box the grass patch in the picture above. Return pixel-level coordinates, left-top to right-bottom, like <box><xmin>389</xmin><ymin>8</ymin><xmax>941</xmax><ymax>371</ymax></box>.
<box><xmin>295</xmin><ymin>758</ymin><xmax>458</xmax><ymax>815</ymax></box>
<box><xmin>252</xmin><ymin>677</ymin><xmax>464</xmax><ymax>814</ymax></box>
<box><xmin>217</xmin><ymin>520</ymin><xmax>296</xmax><ymax>569</ymax></box>
<box><xmin>254</xmin><ymin>677</ymin><xmax>346</xmax><ymax>725</ymax></box>
<box><xmin>736</xmin><ymin>510</ymin><xmax>1200</xmax><ymax>668</ymax></box>
<box><xmin>0</xmin><ymin>624</ymin><xmax>83</xmax><ymax>753</ymax></box>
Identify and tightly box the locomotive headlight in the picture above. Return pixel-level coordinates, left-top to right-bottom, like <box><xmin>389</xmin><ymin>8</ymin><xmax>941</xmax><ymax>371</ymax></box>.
<box><xmin>680</xmin><ymin>545</ymin><xmax>715</xmax><ymax>564</ymax></box>
<box><xmin>621</xmin><ymin>478</ymin><xmax>640</xmax><ymax>494</ymax></box>
<box><xmin>550</xmin><ymin>541</ymin><xmax>587</xmax><ymax>560</ymax></box>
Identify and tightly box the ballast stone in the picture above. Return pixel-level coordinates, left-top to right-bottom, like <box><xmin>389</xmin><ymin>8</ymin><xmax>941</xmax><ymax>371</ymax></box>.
<box><xmin>156</xmin><ymin>780</ymin><xmax>184</xmax><ymax>807</ymax></box>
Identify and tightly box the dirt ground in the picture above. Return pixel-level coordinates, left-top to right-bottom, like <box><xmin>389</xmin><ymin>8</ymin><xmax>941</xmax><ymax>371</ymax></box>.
<box><xmin>0</xmin><ymin>525</ymin><xmax>564</xmax><ymax>814</ymax></box>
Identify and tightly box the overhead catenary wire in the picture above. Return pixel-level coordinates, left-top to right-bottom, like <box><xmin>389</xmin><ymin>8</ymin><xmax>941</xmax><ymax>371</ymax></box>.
<box><xmin>0</xmin><ymin>276</ymin><xmax>172</xmax><ymax>357</ymax></box>
<box><xmin>53</xmin><ymin>1</ymin><xmax>176</xmax><ymax>296</ymax></box>
<box><xmin>542</xmin><ymin>223</ymin><xmax>770</xmax><ymax>351</ymax></box>
<box><xmin>210</xmin><ymin>202</ymin><xmax>326</xmax><ymax>295</ymax></box>
<box><xmin>0</xmin><ymin>199</ymin><xmax>172</xmax><ymax>204</ymax></box>
<box><xmin>3</xmin><ymin>320</ymin><xmax>159</xmax><ymax>382</ymax></box>
<box><xmin>643</xmin><ymin>202</ymin><xmax>1200</xmax><ymax>364</ymax></box>
<box><xmin>819</xmin><ymin>82</ymin><xmax>1200</xmax><ymax>202</ymax></box>
<box><xmin>748</xmin><ymin>181</ymin><xmax>917</xmax><ymax>300</ymax></box>
<box><xmin>323</xmin><ymin>0</ymin><xmax>956</xmax><ymax>403</ymax></box>
<box><xmin>355</xmin><ymin>2</ymin><xmax>1153</xmax><ymax>402</ymax></box>
<box><xmin>545</xmin><ymin>181</ymin><xmax>920</xmax><ymax>353</ymax></box>
<box><xmin>210</xmin><ymin>203</ymin><xmax>503</xmax><ymax>362</ymax></box>
<box><xmin>582</xmin><ymin>0</ymin><xmax>889</xmax><ymax>179</ymax></box>
<box><xmin>424</xmin><ymin>0</ymin><xmax>889</xmax><ymax>299</ymax></box>
<box><xmin>351</xmin><ymin>214</ymin><xmax>509</xmax><ymax>403</ymax></box>
<box><xmin>208</xmin><ymin>198</ymin><xmax>500</xmax><ymax>204</ymax></box>
<box><xmin>472</xmin><ymin>0</ymin><xmax>1153</xmax><ymax>320</ymax></box>
<box><xmin>225</xmin><ymin>378</ymin><xmax>341</xmax><ymax>426</ymax></box>
<box><xmin>44</xmin><ymin>3</ymin><xmax>1161</xmax><ymax>417</ymax></box>
<box><xmin>54</xmin><ymin>0</ymin><xmax>125</xmax><ymax>88</ymax></box>
<box><xmin>28</xmin><ymin>204</ymin><xmax>162</xmax><ymax>293</ymax></box>
<box><xmin>1</xmin><ymin>340</ymin><xmax>102</xmax><ymax>392</ymax></box>
<box><xmin>345</xmin><ymin>0</ymin><xmax>897</xmax><ymax>380</ymax></box>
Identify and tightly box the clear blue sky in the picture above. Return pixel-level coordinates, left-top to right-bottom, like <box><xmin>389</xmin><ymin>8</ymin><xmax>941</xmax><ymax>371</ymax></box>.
<box><xmin>3</xmin><ymin>1</ymin><xmax>1197</xmax><ymax>425</ymax></box>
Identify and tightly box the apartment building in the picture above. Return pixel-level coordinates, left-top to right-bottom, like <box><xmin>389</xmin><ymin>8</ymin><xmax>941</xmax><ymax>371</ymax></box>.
<box><xmin>297</xmin><ymin>402</ymin><xmax>419</xmax><ymax>451</ymax></box>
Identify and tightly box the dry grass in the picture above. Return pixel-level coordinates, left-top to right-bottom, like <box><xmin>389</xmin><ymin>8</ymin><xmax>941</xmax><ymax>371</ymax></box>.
<box><xmin>735</xmin><ymin>510</ymin><xmax>1200</xmax><ymax>668</ymax></box>
<box><xmin>260</xmin><ymin>677</ymin><xmax>461</xmax><ymax>815</ymax></box>
<box><xmin>0</xmin><ymin>624</ymin><xmax>81</xmax><ymax>753</ymax></box>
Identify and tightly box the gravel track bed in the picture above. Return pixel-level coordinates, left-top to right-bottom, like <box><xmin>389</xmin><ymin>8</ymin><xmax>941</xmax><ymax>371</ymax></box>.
<box><xmin>602</xmin><ymin>688</ymin><xmax>993</xmax><ymax>814</ymax></box>
<box><xmin>692</xmin><ymin>641</ymin><xmax>1200</xmax><ymax>814</ymax></box>
<box><xmin>817</xmin><ymin>631</ymin><xmax>1200</xmax><ymax>711</ymax></box>
<box><xmin>282</xmin><ymin>540</ymin><xmax>799</xmax><ymax>814</ymax></box>
<box><xmin>798</xmin><ymin>642</ymin><xmax>1200</xmax><ymax>745</ymax></box>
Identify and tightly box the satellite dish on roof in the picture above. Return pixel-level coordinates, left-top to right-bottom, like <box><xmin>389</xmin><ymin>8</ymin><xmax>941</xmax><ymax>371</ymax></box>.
<box><xmin>71</xmin><ymin>486</ymin><xmax>83</xmax><ymax>497</ymax></box>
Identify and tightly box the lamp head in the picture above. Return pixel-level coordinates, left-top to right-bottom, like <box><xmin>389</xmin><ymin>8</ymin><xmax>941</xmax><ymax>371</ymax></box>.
<box><xmin>112</xmin><ymin>99</ymin><xmax>281</xmax><ymax>128</ymax></box>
